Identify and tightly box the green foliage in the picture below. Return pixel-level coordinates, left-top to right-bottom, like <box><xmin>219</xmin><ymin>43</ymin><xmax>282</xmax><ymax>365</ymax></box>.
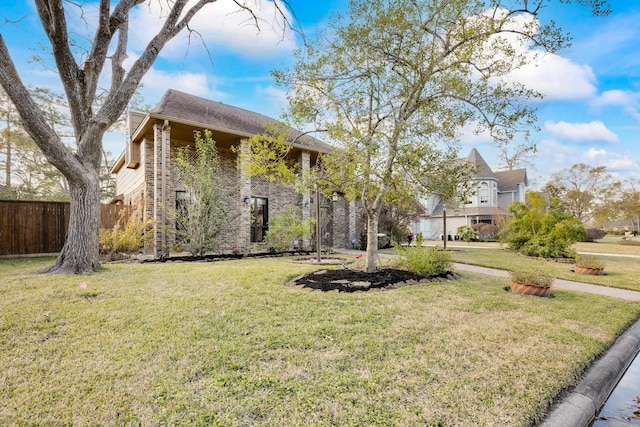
<box><xmin>510</xmin><ymin>269</ymin><xmax>553</xmax><ymax>288</ymax></box>
<box><xmin>575</xmin><ymin>255</ymin><xmax>605</xmax><ymax>269</ymax></box>
<box><xmin>170</xmin><ymin>130</ymin><xmax>236</xmax><ymax>256</ymax></box>
<box><xmin>100</xmin><ymin>206</ymin><xmax>150</xmax><ymax>255</ymax></box>
<box><xmin>264</xmin><ymin>207</ymin><xmax>314</xmax><ymax>251</ymax></box>
<box><xmin>457</xmin><ymin>226</ymin><xmax>478</xmax><ymax>242</ymax></box>
<box><xmin>499</xmin><ymin>193</ymin><xmax>587</xmax><ymax>258</ymax></box>
<box><xmin>394</xmin><ymin>244</ymin><xmax>452</xmax><ymax>276</ymax></box>
<box><xmin>269</xmin><ymin>0</ymin><xmax>576</xmax><ymax>272</ymax></box>
<box><xmin>238</xmin><ymin>121</ymin><xmax>300</xmax><ymax>186</ymax></box>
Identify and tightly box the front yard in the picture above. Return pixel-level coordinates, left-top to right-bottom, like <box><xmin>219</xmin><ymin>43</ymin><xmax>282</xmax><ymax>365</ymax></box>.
<box><xmin>1</xmin><ymin>256</ymin><xmax>639</xmax><ymax>426</ymax></box>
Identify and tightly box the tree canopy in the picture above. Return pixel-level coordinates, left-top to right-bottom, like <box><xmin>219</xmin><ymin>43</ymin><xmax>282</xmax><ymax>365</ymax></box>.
<box><xmin>245</xmin><ymin>0</ymin><xmax>605</xmax><ymax>272</ymax></box>
<box><xmin>543</xmin><ymin>163</ymin><xmax>620</xmax><ymax>226</ymax></box>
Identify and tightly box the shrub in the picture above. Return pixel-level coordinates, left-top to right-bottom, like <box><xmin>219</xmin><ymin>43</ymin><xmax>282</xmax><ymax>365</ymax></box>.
<box><xmin>264</xmin><ymin>207</ymin><xmax>314</xmax><ymax>251</ymax></box>
<box><xmin>457</xmin><ymin>226</ymin><xmax>478</xmax><ymax>242</ymax></box>
<box><xmin>473</xmin><ymin>223</ymin><xmax>499</xmax><ymax>240</ymax></box>
<box><xmin>100</xmin><ymin>206</ymin><xmax>150</xmax><ymax>256</ymax></box>
<box><xmin>499</xmin><ymin>194</ymin><xmax>587</xmax><ymax>259</ymax></box>
<box><xmin>393</xmin><ymin>244</ymin><xmax>452</xmax><ymax>276</ymax></box>
<box><xmin>584</xmin><ymin>228</ymin><xmax>606</xmax><ymax>242</ymax></box>
<box><xmin>510</xmin><ymin>269</ymin><xmax>553</xmax><ymax>288</ymax></box>
<box><xmin>575</xmin><ymin>254</ymin><xmax>605</xmax><ymax>269</ymax></box>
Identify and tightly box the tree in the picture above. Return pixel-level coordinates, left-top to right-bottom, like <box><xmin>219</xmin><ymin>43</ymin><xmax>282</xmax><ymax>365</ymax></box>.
<box><xmin>543</xmin><ymin>163</ymin><xmax>620</xmax><ymax>226</ymax></box>
<box><xmin>0</xmin><ymin>88</ymin><xmax>18</xmax><ymax>190</ymax></box>
<box><xmin>264</xmin><ymin>207</ymin><xmax>314</xmax><ymax>251</ymax></box>
<box><xmin>1</xmin><ymin>87</ymin><xmax>69</xmax><ymax>200</ymax></box>
<box><xmin>170</xmin><ymin>130</ymin><xmax>236</xmax><ymax>256</ymax></box>
<box><xmin>257</xmin><ymin>0</ymin><xmax>605</xmax><ymax>272</ymax></box>
<box><xmin>612</xmin><ymin>180</ymin><xmax>640</xmax><ymax>231</ymax></box>
<box><xmin>496</xmin><ymin>141</ymin><xmax>537</xmax><ymax>170</ymax></box>
<box><xmin>0</xmin><ymin>0</ymin><xmax>291</xmax><ymax>273</ymax></box>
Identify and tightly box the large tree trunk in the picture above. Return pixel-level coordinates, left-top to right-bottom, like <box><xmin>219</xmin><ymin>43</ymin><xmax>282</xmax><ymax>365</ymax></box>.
<box><xmin>364</xmin><ymin>210</ymin><xmax>379</xmax><ymax>273</ymax></box>
<box><xmin>44</xmin><ymin>167</ymin><xmax>101</xmax><ymax>274</ymax></box>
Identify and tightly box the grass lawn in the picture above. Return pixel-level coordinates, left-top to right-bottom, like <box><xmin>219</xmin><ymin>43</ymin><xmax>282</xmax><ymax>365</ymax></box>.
<box><xmin>444</xmin><ymin>246</ymin><xmax>640</xmax><ymax>292</ymax></box>
<box><xmin>1</xmin><ymin>256</ymin><xmax>640</xmax><ymax>426</ymax></box>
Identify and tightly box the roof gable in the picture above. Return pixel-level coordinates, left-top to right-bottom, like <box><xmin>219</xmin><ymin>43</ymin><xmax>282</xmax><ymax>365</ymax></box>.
<box><xmin>495</xmin><ymin>169</ymin><xmax>527</xmax><ymax>192</ymax></box>
<box><xmin>465</xmin><ymin>148</ymin><xmax>497</xmax><ymax>179</ymax></box>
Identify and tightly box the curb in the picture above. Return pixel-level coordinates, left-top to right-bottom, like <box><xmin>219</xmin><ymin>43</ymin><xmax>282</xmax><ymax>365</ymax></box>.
<box><xmin>540</xmin><ymin>318</ymin><xmax>640</xmax><ymax>427</ymax></box>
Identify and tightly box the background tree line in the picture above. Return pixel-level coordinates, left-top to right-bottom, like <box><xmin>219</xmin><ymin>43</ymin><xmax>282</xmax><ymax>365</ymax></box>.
<box><xmin>542</xmin><ymin>163</ymin><xmax>639</xmax><ymax>229</ymax></box>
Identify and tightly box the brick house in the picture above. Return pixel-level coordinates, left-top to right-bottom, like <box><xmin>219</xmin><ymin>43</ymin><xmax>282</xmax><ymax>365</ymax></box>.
<box><xmin>111</xmin><ymin>89</ymin><xmax>361</xmax><ymax>257</ymax></box>
<box><xmin>413</xmin><ymin>148</ymin><xmax>527</xmax><ymax>240</ymax></box>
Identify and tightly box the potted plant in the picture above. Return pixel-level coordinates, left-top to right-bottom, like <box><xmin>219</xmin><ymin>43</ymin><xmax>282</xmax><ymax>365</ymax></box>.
<box><xmin>510</xmin><ymin>269</ymin><xmax>553</xmax><ymax>297</ymax></box>
<box><xmin>574</xmin><ymin>254</ymin><xmax>605</xmax><ymax>276</ymax></box>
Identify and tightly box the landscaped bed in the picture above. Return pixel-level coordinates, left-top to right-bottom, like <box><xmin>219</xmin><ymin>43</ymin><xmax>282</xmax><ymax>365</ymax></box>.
<box><xmin>1</xmin><ymin>256</ymin><xmax>640</xmax><ymax>426</ymax></box>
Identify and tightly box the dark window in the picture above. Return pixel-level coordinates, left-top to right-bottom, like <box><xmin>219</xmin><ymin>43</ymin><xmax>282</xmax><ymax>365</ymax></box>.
<box><xmin>479</xmin><ymin>182</ymin><xmax>489</xmax><ymax>204</ymax></box>
<box><xmin>250</xmin><ymin>197</ymin><xmax>268</xmax><ymax>242</ymax></box>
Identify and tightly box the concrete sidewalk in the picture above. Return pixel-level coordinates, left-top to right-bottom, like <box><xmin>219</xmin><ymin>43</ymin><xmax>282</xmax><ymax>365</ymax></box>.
<box><xmin>452</xmin><ymin>262</ymin><xmax>640</xmax><ymax>301</ymax></box>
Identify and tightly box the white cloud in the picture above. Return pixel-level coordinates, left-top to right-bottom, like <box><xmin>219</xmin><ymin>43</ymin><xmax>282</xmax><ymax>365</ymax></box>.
<box><xmin>139</xmin><ymin>67</ymin><xmax>227</xmax><ymax>102</ymax></box>
<box><xmin>255</xmin><ymin>85</ymin><xmax>288</xmax><ymax>115</ymax></box>
<box><xmin>544</xmin><ymin>120</ymin><xmax>619</xmax><ymax>143</ymax></box>
<box><xmin>534</xmin><ymin>140</ymin><xmax>640</xmax><ymax>184</ymax></box>
<box><xmin>458</xmin><ymin>121</ymin><xmax>495</xmax><ymax>145</ymax></box>
<box><xmin>508</xmin><ymin>54</ymin><xmax>597</xmax><ymax>100</ymax></box>
<box><xmin>591</xmin><ymin>90</ymin><xmax>640</xmax><ymax>122</ymax></box>
<box><xmin>128</xmin><ymin>0</ymin><xmax>297</xmax><ymax>60</ymax></box>
<box><xmin>583</xmin><ymin>148</ymin><xmax>637</xmax><ymax>172</ymax></box>
<box><xmin>481</xmin><ymin>9</ymin><xmax>597</xmax><ymax>101</ymax></box>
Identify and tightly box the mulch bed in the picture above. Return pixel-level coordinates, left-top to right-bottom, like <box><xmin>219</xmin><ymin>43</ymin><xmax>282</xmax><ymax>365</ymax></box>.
<box><xmin>138</xmin><ymin>250</ymin><xmax>317</xmax><ymax>263</ymax></box>
<box><xmin>289</xmin><ymin>268</ymin><xmax>461</xmax><ymax>292</ymax></box>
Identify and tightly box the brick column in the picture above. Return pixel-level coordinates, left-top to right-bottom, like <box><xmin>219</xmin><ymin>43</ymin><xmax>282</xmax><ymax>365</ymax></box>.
<box><xmin>332</xmin><ymin>197</ymin><xmax>349</xmax><ymax>248</ymax></box>
<box><xmin>300</xmin><ymin>151</ymin><xmax>311</xmax><ymax>249</ymax></box>
<box><xmin>153</xmin><ymin>120</ymin><xmax>171</xmax><ymax>258</ymax></box>
<box><xmin>349</xmin><ymin>200</ymin><xmax>357</xmax><ymax>249</ymax></box>
<box><xmin>237</xmin><ymin>141</ymin><xmax>252</xmax><ymax>252</ymax></box>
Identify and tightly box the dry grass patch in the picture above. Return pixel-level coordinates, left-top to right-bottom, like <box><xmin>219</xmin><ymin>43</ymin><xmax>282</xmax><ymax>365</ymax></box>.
<box><xmin>1</xmin><ymin>257</ymin><xmax>639</xmax><ymax>426</ymax></box>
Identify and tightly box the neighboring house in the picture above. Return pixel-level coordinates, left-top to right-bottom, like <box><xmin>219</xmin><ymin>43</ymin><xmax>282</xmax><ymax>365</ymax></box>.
<box><xmin>111</xmin><ymin>89</ymin><xmax>361</xmax><ymax>257</ymax></box>
<box><xmin>603</xmin><ymin>218</ymin><xmax>639</xmax><ymax>232</ymax></box>
<box><xmin>413</xmin><ymin>148</ymin><xmax>527</xmax><ymax>240</ymax></box>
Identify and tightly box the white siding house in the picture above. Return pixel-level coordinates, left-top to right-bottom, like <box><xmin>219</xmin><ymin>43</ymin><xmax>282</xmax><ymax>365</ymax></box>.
<box><xmin>413</xmin><ymin>148</ymin><xmax>527</xmax><ymax>240</ymax></box>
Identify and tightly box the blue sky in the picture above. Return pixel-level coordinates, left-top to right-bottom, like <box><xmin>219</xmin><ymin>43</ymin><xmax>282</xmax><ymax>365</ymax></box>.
<box><xmin>1</xmin><ymin>0</ymin><xmax>639</xmax><ymax>187</ymax></box>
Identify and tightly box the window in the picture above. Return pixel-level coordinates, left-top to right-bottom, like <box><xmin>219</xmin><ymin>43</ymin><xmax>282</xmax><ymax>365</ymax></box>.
<box><xmin>250</xmin><ymin>197</ymin><xmax>268</xmax><ymax>242</ymax></box>
<box><xmin>479</xmin><ymin>182</ymin><xmax>489</xmax><ymax>204</ymax></box>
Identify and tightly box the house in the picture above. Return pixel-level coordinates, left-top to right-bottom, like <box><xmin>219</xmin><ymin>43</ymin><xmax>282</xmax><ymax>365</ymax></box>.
<box><xmin>413</xmin><ymin>148</ymin><xmax>527</xmax><ymax>240</ymax></box>
<box><xmin>111</xmin><ymin>89</ymin><xmax>361</xmax><ymax>256</ymax></box>
<box><xmin>603</xmin><ymin>218</ymin><xmax>639</xmax><ymax>233</ymax></box>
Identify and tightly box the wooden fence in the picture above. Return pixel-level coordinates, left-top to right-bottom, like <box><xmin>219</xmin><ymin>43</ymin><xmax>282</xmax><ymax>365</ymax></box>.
<box><xmin>0</xmin><ymin>200</ymin><xmax>132</xmax><ymax>256</ymax></box>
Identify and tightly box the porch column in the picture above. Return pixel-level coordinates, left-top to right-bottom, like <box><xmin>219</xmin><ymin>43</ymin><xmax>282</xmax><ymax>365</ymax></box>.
<box><xmin>153</xmin><ymin>120</ymin><xmax>171</xmax><ymax>258</ymax></box>
<box><xmin>300</xmin><ymin>151</ymin><xmax>311</xmax><ymax>249</ymax></box>
<box><xmin>238</xmin><ymin>141</ymin><xmax>252</xmax><ymax>252</ymax></box>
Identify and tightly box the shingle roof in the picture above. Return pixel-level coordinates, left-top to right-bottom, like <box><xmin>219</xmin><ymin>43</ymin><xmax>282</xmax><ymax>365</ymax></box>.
<box><xmin>495</xmin><ymin>169</ymin><xmax>527</xmax><ymax>192</ymax></box>
<box><xmin>151</xmin><ymin>89</ymin><xmax>332</xmax><ymax>152</ymax></box>
<box><xmin>465</xmin><ymin>148</ymin><xmax>497</xmax><ymax>179</ymax></box>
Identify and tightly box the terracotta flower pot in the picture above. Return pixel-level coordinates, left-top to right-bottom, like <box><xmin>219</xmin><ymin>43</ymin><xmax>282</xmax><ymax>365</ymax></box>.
<box><xmin>510</xmin><ymin>280</ymin><xmax>551</xmax><ymax>297</ymax></box>
<box><xmin>574</xmin><ymin>266</ymin><xmax>604</xmax><ymax>276</ymax></box>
